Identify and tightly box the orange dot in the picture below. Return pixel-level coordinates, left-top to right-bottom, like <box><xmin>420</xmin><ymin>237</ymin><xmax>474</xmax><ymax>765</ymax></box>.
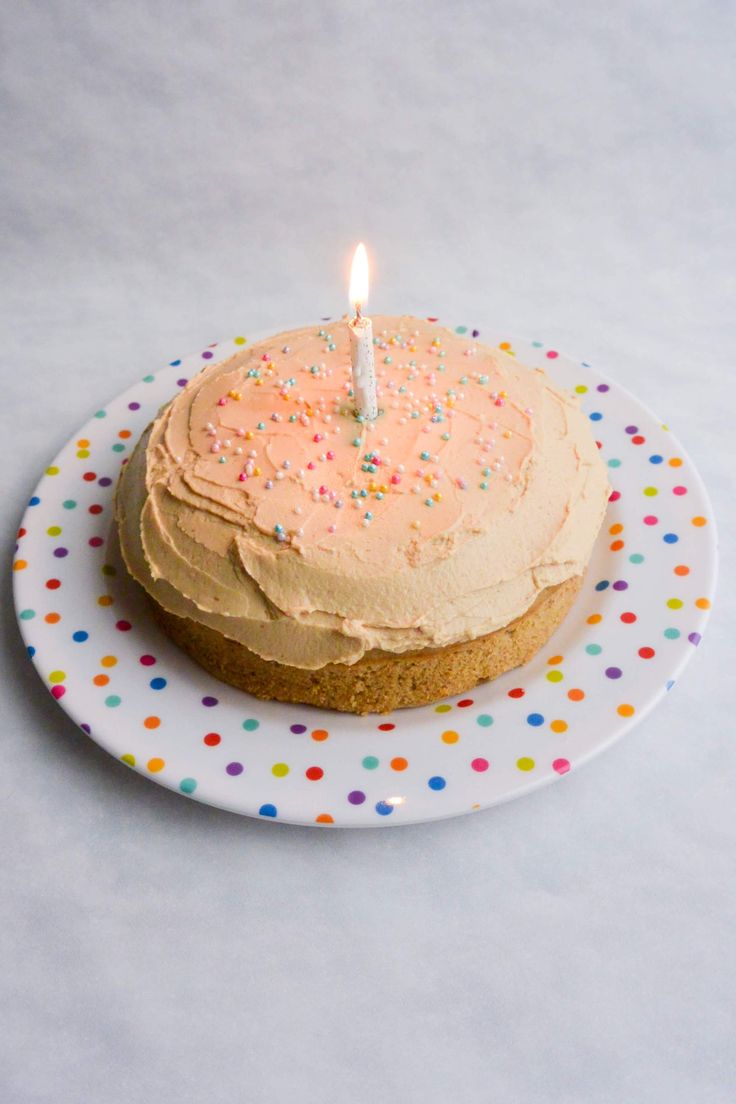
<box><xmin>93</xmin><ymin>674</ymin><xmax>109</xmax><ymax>686</ymax></box>
<box><xmin>547</xmin><ymin>655</ymin><xmax>563</xmax><ymax>666</ymax></box>
<box><xmin>13</xmin><ymin>559</ymin><xmax>27</xmax><ymax>571</ymax></box>
<box><xmin>147</xmin><ymin>757</ymin><xmax>165</xmax><ymax>772</ymax></box>
<box><xmin>674</xmin><ymin>565</ymin><xmax>690</xmax><ymax>576</ymax></box>
<box><xmin>587</xmin><ymin>613</ymin><xmax>602</xmax><ymax>625</ymax></box>
<box><xmin>77</xmin><ymin>438</ymin><xmax>90</xmax><ymax>447</ymax></box>
<box><xmin>315</xmin><ymin>813</ymin><xmax>334</xmax><ymax>824</ymax></box>
<box><xmin>144</xmin><ymin>716</ymin><xmax>160</xmax><ymax>729</ymax></box>
<box><xmin>45</xmin><ymin>612</ymin><xmax>61</xmax><ymax>624</ymax></box>
<box><xmin>609</xmin><ymin>522</ymin><xmax>624</xmax><ymax>535</ymax></box>
<box><xmin>390</xmin><ymin>756</ymin><xmax>409</xmax><ymax>771</ymax></box>
<box><xmin>441</xmin><ymin>730</ymin><xmax>459</xmax><ymax>744</ymax></box>
<box><xmin>311</xmin><ymin>728</ymin><xmax>329</xmax><ymax>741</ymax></box>
<box><xmin>118</xmin><ymin>429</ymin><xmax>132</xmax><ymax>439</ymax></box>
<box><xmin>100</xmin><ymin>655</ymin><xmax>117</xmax><ymax>668</ymax></box>
<box><xmin>550</xmin><ymin>719</ymin><xmax>568</xmax><ymax>733</ymax></box>
<box><xmin>568</xmin><ymin>688</ymin><xmax>585</xmax><ymax>702</ymax></box>
<box><xmin>691</xmin><ymin>516</ymin><xmax>707</xmax><ymax>527</ymax></box>
<box><xmin>98</xmin><ymin>594</ymin><xmax>113</xmax><ymax>606</ymax></box>
<box><xmin>695</xmin><ymin>597</ymin><xmax>711</xmax><ymax>609</ymax></box>
<box><xmin>668</xmin><ymin>457</ymin><xmax>682</xmax><ymax>467</ymax></box>
<box><xmin>610</xmin><ymin>539</ymin><xmax>624</xmax><ymax>551</ymax></box>
<box><xmin>499</xmin><ymin>341</ymin><xmax>511</xmax><ymax>351</ymax></box>
<box><xmin>617</xmin><ymin>704</ymin><xmax>635</xmax><ymax>717</ymax></box>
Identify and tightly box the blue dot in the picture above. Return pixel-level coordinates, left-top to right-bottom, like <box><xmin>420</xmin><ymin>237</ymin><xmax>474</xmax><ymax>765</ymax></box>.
<box><xmin>170</xmin><ymin>359</ymin><xmax>182</xmax><ymax>366</ymax></box>
<box><xmin>589</xmin><ymin>412</ymin><xmax>603</xmax><ymax>421</ymax></box>
<box><xmin>29</xmin><ymin>496</ymin><xmax>40</xmax><ymax>506</ymax></box>
<box><xmin>649</xmin><ymin>454</ymin><xmax>663</xmax><ymax>464</ymax></box>
<box><xmin>586</xmin><ymin>643</ymin><xmax>602</xmax><ymax>655</ymax></box>
<box><xmin>595</xmin><ymin>579</ymin><xmax>609</xmax><ymax>591</ymax></box>
<box><xmin>476</xmin><ymin>714</ymin><xmax>494</xmax><ymax>727</ymax></box>
<box><xmin>27</xmin><ymin>645</ymin><xmax>36</xmax><ymax>658</ymax></box>
<box><xmin>663</xmin><ymin>533</ymin><xmax>678</xmax><ymax>544</ymax></box>
<box><xmin>259</xmin><ymin>803</ymin><xmax>277</xmax><ymax>818</ymax></box>
<box><xmin>179</xmin><ymin>778</ymin><xmax>197</xmax><ymax>794</ymax></box>
<box><xmin>375</xmin><ymin>800</ymin><xmax>394</xmax><ymax>815</ymax></box>
<box><xmin>428</xmin><ymin>776</ymin><xmax>446</xmax><ymax>791</ymax></box>
<box><xmin>150</xmin><ymin>677</ymin><xmax>167</xmax><ymax>690</ymax></box>
<box><xmin>242</xmin><ymin>718</ymin><xmax>259</xmax><ymax>731</ymax></box>
<box><xmin>72</xmin><ymin>630</ymin><xmax>89</xmax><ymax>643</ymax></box>
<box><xmin>527</xmin><ymin>713</ymin><xmax>545</xmax><ymax>726</ymax></box>
<box><xmin>666</xmin><ymin>680</ymin><xmax>675</xmax><ymax>691</ymax></box>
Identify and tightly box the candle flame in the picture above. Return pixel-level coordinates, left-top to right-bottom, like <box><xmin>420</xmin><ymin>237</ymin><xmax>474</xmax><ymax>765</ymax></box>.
<box><xmin>349</xmin><ymin>242</ymin><xmax>369</xmax><ymax>315</ymax></box>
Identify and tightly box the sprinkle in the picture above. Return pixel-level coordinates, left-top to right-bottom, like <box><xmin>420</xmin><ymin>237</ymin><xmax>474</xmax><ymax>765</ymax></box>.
<box><xmin>257</xmin><ymin>422</ymin><xmax>265</xmax><ymax>431</ymax></box>
<box><xmin>282</xmin><ymin>345</ymin><xmax>291</xmax><ymax>353</ymax></box>
<box><xmin>425</xmin><ymin>498</ymin><xmax>434</xmax><ymax>507</ymax></box>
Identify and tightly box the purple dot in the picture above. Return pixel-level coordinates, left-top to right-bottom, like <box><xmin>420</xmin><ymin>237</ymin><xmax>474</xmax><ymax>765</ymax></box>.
<box><xmin>226</xmin><ymin>761</ymin><xmax>243</xmax><ymax>776</ymax></box>
<box><xmin>688</xmin><ymin>632</ymin><xmax>702</xmax><ymax>646</ymax></box>
<box><xmin>605</xmin><ymin>666</ymin><xmax>623</xmax><ymax>679</ymax></box>
<box><xmin>290</xmin><ymin>723</ymin><xmax>307</xmax><ymax>734</ymax></box>
<box><xmin>348</xmin><ymin>790</ymin><xmax>366</xmax><ymax>805</ymax></box>
<box><xmin>612</xmin><ymin>580</ymin><xmax>628</xmax><ymax>591</ymax></box>
<box><xmin>625</xmin><ymin>425</ymin><xmax>638</xmax><ymax>435</ymax></box>
<box><xmin>80</xmin><ymin>723</ymin><xmax>91</xmax><ymax>735</ymax></box>
<box><xmin>98</xmin><ymin>477</ymin><xmax>112</xmax><ymax>487</ymax></box>
<box><xmin>597</xmin><ymin>383</ymin><xmax>610</xmax><ymax>392</ymax></box>
<box><xmin>202</xmin><ymin>351</ymin><xmax>214</xmax><ymax>359</ymax></box>
<box><xmin>53</xmin><ymin>547</ymin><xmax>69</xmax><ymax>558</ymax></box>
<box><xmin>128</xmin><ymin>401</ymin><xmax>141</xmax><ymax>411</ymax></box>
<box><xmin>202</xmin><ymin>696</ymin><xmax>218</xmax><ymax>707</ymax></box>
<box><xmin>177</xmin><ymin>377</ymin><xmax>188</xmax><ymax>387</ymax></box>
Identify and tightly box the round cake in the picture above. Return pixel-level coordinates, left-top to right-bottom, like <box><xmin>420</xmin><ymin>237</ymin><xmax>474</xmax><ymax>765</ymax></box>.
<box><xmin>116</xmin><ymin>317</ymin><xmax>610</xmax><ymax>713</ymax></box>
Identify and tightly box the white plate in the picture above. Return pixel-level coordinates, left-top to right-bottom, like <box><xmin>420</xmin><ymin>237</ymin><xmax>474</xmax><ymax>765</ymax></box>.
<box><xmin>13</xmin><ymin>324</ymin><xmax>717</xmax><ymax>826</ymax></box>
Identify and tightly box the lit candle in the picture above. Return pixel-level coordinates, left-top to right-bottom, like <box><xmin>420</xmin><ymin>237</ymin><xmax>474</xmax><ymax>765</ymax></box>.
<box><xmin>348</xmin><ymin>242</ymin><xmax>378</xmax><ymax>420</ymax></box>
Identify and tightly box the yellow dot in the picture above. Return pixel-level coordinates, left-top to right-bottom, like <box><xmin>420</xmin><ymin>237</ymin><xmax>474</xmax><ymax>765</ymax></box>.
<box><xmin>121</xmin><ymin>753</ymin><xmax>136</xmax><ymax>767</ymax></box>
<box><xmin>691</xmin><ymin>516</ymin><xmax>707</xmax><ymax>527</ymax></box>
<box><xmin>46</xmin><ymin>466</ymin><xmax>60</xmax><ymax>476</ymax></box>
<box><xmin>272</xmin><ymin>762</ymin><xmax>289</xmax><ymax>777</ymax></box>
<box><xmin>546</xmin><ymin>669</ymin><xmax>564</xmax><ymax>683</ymax></box>
<box><xmin>517</xmin><ymin>757</ymin><xmax>535</xmax><ymax>771</ymax></box>
<box><xmin>617</xmin><ymin>704</ymin><xmax>635</xmax><ymax>717</ymax></box>
<box><xmin>147</xmin><ymin>757</ymin><xmax>165</xmax><ymax>772</ymax></box>
<box><xmin>76</xmin><ymin>449</ymin><xmax>90</xmax><ymax>459</ymax></box>
<box><xmin>46</xmin><ymin>526</ymin><xmax>62</xmax><ymax>536</ymax></box>
<box><xmin>667</xmin><ymin>598</ymin><xmax>683</xmax><ymax>610</ymax></box>
<box><xmin>550</xmin><ymin>719</ymin><xmax>568</xmax><ymax>733</ymax></box>
<box><xmin>441</xmin><ymin>730</ymin><xmax>459</xmax><ymax>744</ymax></box>
<box><xmin>48</xmin><ymin>670</ymin><xmax>66</xmax><ymax>683</ymax></box>
<box><xmin>643</xmin><ymin>486</ymin><xmax>658</xmax><ymax>497</ymax></box>
<box><xmin>434</xmin><ymin>703</ymin><xmax>452</xmax><ymax>713</ymax></box>
<box><xmin>695</xmin><ymin>597</ymin><xmax>711</xmax><ymax>610</ymax></box>
<box><xmin>587</xmin><ymin>613</ymin><xmax>602</xmax><ymax>625</ymax></box>
<box><xmin>13</xmin><ymin>559</ymin><xmax>27</xmax><ymax>571</ymax></box>
<box><xmin>575</xmin><ymin>385</ymin><xmax>588</xmax><ymax>394</ymax></box>
<box><xmin>234</xmin><ymin>336</ymin><xmax>247</xmax><ymax>345</ymax></box>
<box><xmin>100</xmin><ymin>655</ymin><xmax>118</xmax><ymax>667</ymax></box>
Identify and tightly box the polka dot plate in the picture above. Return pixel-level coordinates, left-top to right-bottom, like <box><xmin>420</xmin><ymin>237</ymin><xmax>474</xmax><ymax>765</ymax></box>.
<box><xmin>13</xmin><ymin>326</ymin><xmax>717</xmax><ymax>826</ymax></box>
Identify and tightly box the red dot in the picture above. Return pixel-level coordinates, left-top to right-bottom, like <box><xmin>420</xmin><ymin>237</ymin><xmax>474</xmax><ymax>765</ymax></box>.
<box><xmin>45</xmin><ymin>578</ymin><xmax>61</xmax><ymax>590</ymax></box>
<box><xmin>203</xmin><ymin>732</ymin><xmax>221</xmax><ymax>746</ymax></box>
<box><xmin>620</xmin><ymin>612</ymin><xmax>637</xmax><ymax>623</ymax></box>
<box><xmin>89</xmin><ymin>536</ymin><xmax>104</xmax><ymax>548</ymax></box>
<box><xmin>139</xmin><ymin>654</ymin><xmax>156</xmax><ymax>666</ymax></box>
<box><xmin>89</xmin><ymin>504</ymin><xmax>103</xmax><ymax>515</ymax></box>
<box><xmin>609</xmin><ymin>490</ymin><xmax>621</xmax><ymax>502</ymax></box>
<box><xmin>632</xmin><ymin>435</ymin><xmax>645</xmax><ymax>445</ymax></box>
<box><xmin>83</xmin><ymin>471</ymin><xmax>97</xmax><ymax>482</ymax></box>
<box><xmin>17</xmin><ymin>527</ymin><xmax>26</xmax><ymax>539</ymax></box>
<box><xmin>638</xmin><ymin>646</ymin><xmax>655</xmax><ymax>659</ymax></box>
<box><xmin>378</xmin><ymin>722</ymin><xmax>395</xmax><ymax>731</ymax></box>
<box><xmin>457</xmin><ymin>698</ymin><xmax>474</xmax><ymax>707</ymax></box>
<box><xmin>305</xmin><ymin>766</ymin><xmax>324</xmax><ymax>781</ymax></box>
<box><xmin>644</xmin><ymin>515</ymin><xmax>658</xmax><ymax>526</ymax></box>
<box><xmin>115</xmin><ymin>620</ymin><xmax>132</xmax><ymax>631</ymax></box>
<box><xmin>596</xmin><ymin>440</ymin><xmax>603</xmax><ymax>449</ymax></box>
<box><xmin>508</xmin><ymin>687</ymin><xmax>525</xmax><ymax>699</ymax></box>
<box><xmin>51</xmin><ymin>685</ymin><xmax>66</xmax><ymax>699</ymax></box>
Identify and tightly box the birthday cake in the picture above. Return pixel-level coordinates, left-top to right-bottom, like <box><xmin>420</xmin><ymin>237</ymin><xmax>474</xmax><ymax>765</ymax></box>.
<box><xmin>115</xmin><ymin>317</ymin><xmax>610</xmax><ymax>713</ymax></box>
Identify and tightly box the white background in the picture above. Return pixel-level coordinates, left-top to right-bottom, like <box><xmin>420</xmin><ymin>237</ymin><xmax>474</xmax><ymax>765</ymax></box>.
<box><xmin>2</xmin><ymin>3</ymin><xmax>734</xmax><ymax>1102</ymax></box>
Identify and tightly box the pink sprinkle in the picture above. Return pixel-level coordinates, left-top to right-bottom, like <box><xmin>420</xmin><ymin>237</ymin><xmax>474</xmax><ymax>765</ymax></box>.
<box><xmin>217</xmin><ymin>397</ymin><xmax>227</xmax><ymax>406</ymax></box>
<box><xmin>238</xmin><ymin>473</ymin><xmax>246</xmax><ymax>482</ymax></box>
<box><xmin>210</xmin><ymin>443</ymin><xmax>220</xmax><ymax>453</ymax></box>
<box><xmin>319</xmin><ymin>485</ymin><xmax>328</xmax><ymax>495</ymax></box>
<box><xmin>494</xmin><ymin>398</ymin><xmax>505</xmax><ymax>407</ymax></box>
<box><xmin>307</xmin><ymin>461</ymin><xmax>316</xmax><ymax>470</ymax></box>
<box><xmin>390</xmin><ymin>474</ymin><xmax>401</xmax><ymax>485</ymax></box>
<box><xmin>313</xmin><ymin>433</ymin><xmax>323</xmax><ymax>443</ymax></box>
<box><xmin>326</xmin><ymin>450</ymin><xmax>335</xmax><ymax>460</ymax></box>
<box><xmin>328</xmin><ymin>524</ymin><xmax>337</xmax><ymax>533</ymax></box>
<box><xmin>261</xmin><ymin>354</ymin><xmax>270</xmax><ymax>361</ymax></box>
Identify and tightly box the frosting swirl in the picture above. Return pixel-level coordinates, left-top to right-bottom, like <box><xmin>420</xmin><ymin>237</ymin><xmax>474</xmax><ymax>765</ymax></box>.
<box><xmin>116</xmin><ymin>317</ymin><xmax>609</xmax><ymax>668</ymax></box>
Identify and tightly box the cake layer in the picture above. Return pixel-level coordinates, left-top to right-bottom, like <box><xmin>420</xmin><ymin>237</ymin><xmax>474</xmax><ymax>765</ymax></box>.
<box><xmin>116</xmin><ymin>318</ymin><xmax>609</xmax><ymax>668</ymax></box>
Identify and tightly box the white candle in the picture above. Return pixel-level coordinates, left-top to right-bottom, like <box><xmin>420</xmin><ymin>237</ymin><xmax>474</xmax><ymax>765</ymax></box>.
<box><xmin>348</xmin><ymin>242</ymin><xmax>378</xmax><ymax>420</ymax></box>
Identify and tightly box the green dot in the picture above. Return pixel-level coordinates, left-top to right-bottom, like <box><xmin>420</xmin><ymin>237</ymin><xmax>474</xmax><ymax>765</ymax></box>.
<box><xmin>112</xmin><ymin>442</ymin><xmax>125</xmax><ymax>452</ymax></box>
<box><xmin>664</xmin><ymin>627</ymin><xmax>680</xmax><ymax>639</ymax></box>
<box><xmin>272</xmin><ymin>762</ymin><xmax>289</xmax><ymax>777</ymax></box>
<box><xmin>517</xmin><ymin>757</ymin><xmax>535</xmax><ymax>771</ymax></box>
<box><xmin>19</xmin><ymin>609</ymin><xmax>36</xmax><ymax>620</ymax></box>
<box><xmin>105</xmin><ymin>695</ymin><xmax>121</xmax><ymax>707</ymax></box>
<box><xmin>629</xmin><ymin>553</ymin><xmax>644</xmax><ymax>564</ymax></box>
<box><xmin>586</xmin><ymin>643</ymin><xmax>602</xmax><ymax>655</ymax></box>
<box><xmin>607</xmin><ymin>458</ymin><xmax>621</xmax><ymax>468</ymax></box>
<box><xmin>242</xmin><ymin>718</ymin><xmax>260</xmax><ymax>731</ymax></box>
<box><xmin>362</xmin><ymin>755</ymin><xmax>379</xmax><ymax>770</ymax></box>
<box><xmin>63</xmin><ymin>499</ymin><xmax>77</xmax><ymax>509</ymax></box>
<box><xmin>476</xmin><ymin>714</ymin><xmax>493</xmax><ymax>727</ymax></box>
<box><xmin>454</xmin><ymin>325</ymin><xmax>468</xmax><ymax>334</ymax></box>
<box><xmin>546</xmin><ymin>669</ymin><xmax>564</xmax><ymax>683</ymax></box>
<box><xmin>179</xmin><ymin>777</ymin><xmax>197</xmax><ymax>794</ymax></box>
<box><xmin>121</xmin><ymin>753</ymin><xmax>136</xmax><ymax>767</ymax></box>
<box><xmin>142</xmin><ymin>374</ymin><xmax>155</xmax><ymax>383</ymax></box>
<box><xmin>94</xmin><ymin>410</ymin><xmax>107</xmax><ymax>418</ymax></box>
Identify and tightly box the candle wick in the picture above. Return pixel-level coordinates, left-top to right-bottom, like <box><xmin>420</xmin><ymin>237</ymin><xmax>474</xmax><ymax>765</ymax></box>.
<box><xmin>355</xmin><ymin>303</ymin><xmax>362</xmax><ymax>321</ymax></box>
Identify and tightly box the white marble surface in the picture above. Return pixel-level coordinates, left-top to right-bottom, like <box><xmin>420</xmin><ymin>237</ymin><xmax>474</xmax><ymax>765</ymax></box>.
<box><xmin>1</xmin><ymin>3</ymin><xmax>734</xmax><ymax>1101</ymax></box>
